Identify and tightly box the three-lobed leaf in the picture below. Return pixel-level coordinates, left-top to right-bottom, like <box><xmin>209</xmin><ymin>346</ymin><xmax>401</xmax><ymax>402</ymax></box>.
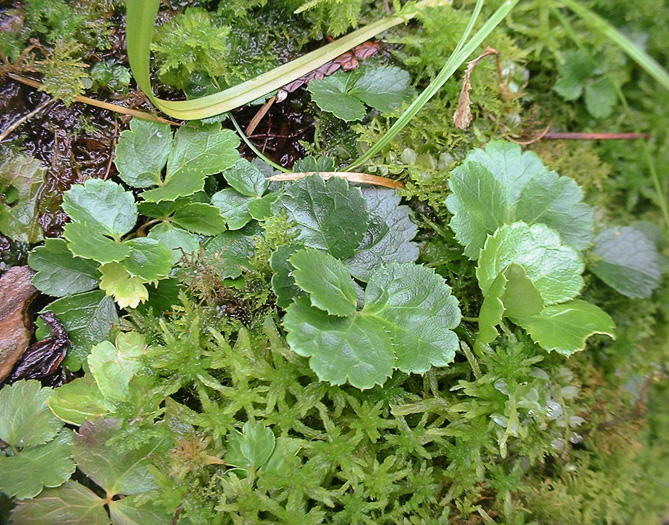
<box><xmin>115</xmin><ymin>119</ymin><xmax>172</xmax><ymax>188</ymax></box>
<box><xmin>225</xmin><ymin>421</ymin><xmax>276</xmax><ymax>470</ymax></box>
<box><xmin>99</xmin><ymin>262</ymin><xmax>149</xmax><ymax>309</ymax></box>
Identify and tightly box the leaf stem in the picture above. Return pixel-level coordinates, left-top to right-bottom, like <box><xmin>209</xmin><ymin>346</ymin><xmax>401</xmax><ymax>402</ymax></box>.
<box><xmin>229</xmin><ymin>114</ymin><xmax>290</xmax><ymax>173</ymax></box>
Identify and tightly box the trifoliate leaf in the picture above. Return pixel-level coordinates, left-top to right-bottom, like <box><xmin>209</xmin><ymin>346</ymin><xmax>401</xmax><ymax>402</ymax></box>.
<box><xmin>345</xmin><ymin>188</ymin><xmax>419</xmax><ymax>281</ymax></box>
<box><xmin>29</xmin><ymin>238</ymin><xmax>100</xmax><ymax>297</ymax></box>
<box><xmin>501</xmin><ymin>264</ymin><xmax>544</xmax><ymax>317</ymax></box>
<box><xmin>72</xmin><ymin>418</ymin><xmax>159</xmax><ymax>495</ymax></box>
<box><xmin>11</xmin><ymin>480</ymin><xmax>108</xmax><ymax>525</ymax></box>
<box><xmin>108</xmin><ymin>496</ymin><xmax>169</xmax><ymax>525</ymax></box>
<box><xmin>47</xmin><ymin>375</ymin><xmax>108</xmax><ymax>425</ymax></box>
<box><xmin>121</xmin><ymin>238</ymin><xmax>173</xmax><ymax>281</ymax></box>
<box><xmin>446</xmin><ymin>141</ymin><xmax>593</xmax><ymax>259</ymax></box>
<box><xmin>223</xmin><ymin>159</ymin><xmax>269</xmax><ymax>197</ymax></box>
<box><xmin>211</xmin><ymin>188</ymin><xmax>253</xmax><ymax>230</ymax></box>
<box><xmin>284</xmin><ymin>262</ymin><xmax>460</xmax><ymax>389</ymax></box>
<box><xmin>63</xmin><ymin>221</ymin><xmax>132</xmax><ymax>263</ymax></box>
<box><xmin>308</xmin><ymin>65</ymin><xmax>411</xmax><ymax>121</ymax></box>
<box><xmin>38</xmin><ymin>290</ymin><xmax>118</xmax><ymax>369</ymax></box>
<box><xmin>62</xmin><ymin>179</ymin><xmax>138</xmax><ymax>238</ymax></box>
<box><xmin>477</xmin><ymin>273</ymin><xmax>507</xmax><ymax>345</ymax></box>
<box><xmin>172</xmin><ymin>202</ymin><xmax>226</xmax><ymax>235</ymax></box>
<box><xmin>99</xmin><ymin>262</ymin><xmax>149</xmax><ymax>309</ymax></box>
<box><xmin>88</xmin><ymin>332</ymin><xmax>146</xmax><ymax>402</ymax></box>
<box><xmin>270</xmin><ymin>244</ymin><xmax>302</xmax><ymax>308</ymax></box>
<box><xmin>204</xmin><ymin>229</ymin><xmax>256</xmax><ymax>280</ymax></box>
<box><xmin>589</xmin><ymin>226</ymin><xmax>662</xmax><ymax>298</ymax></box>
<box><xmin>477</xmin><ymin>222</ymin><xmax>584</xmax><ymax>306</ymax></box>
<box><xmin>510</xmin><ymin>300</ymin><xmax>615</xmax><ymax>356</ymax></box>
<box><xmin>0</xmin><ymin>429</ymin><xmax>75</xmax><ymax>500</ymax></box>
<box><xmin>115</xmin><ymin>119</ymin><xmax>171</xmax><ymax>188</ymax></box>
<box><xmin>140</xmin><ymin>124</ymin><xmax>240</xmax><ymax>202</ymax></box>
<box><xmin>290</xmin><ymin>248</ymin><xmax>357</xmax><ymax>316</ymax></box>
<box><xmin>0</xmin><ymin>155</ymin><xmax>46</xmax><ymax>243</ymax></box>
<box><xmin>137</xmin><ymin>199</ymin><xmax>183</xmax><ymax>219</ymax></box>
<box><xmin>225</xmin><ymin>421</ymin><xmax>276</xmax><ymax>470</ymax></box>
<box><xmin>0</xmin><ymin>380</ymin><xmax>63</xmax><ymax>447</ymax></box>
<box><xmin>292</xmin><ymin>155</ymin><xmax>336</xmax><ymax>173</ymax></box>
<box><xmin>273</xmin><ymin>175</ymin><xmax>368</xmax><ymax>259</ymax></box>
<box><xmin>147</xmin><ymin>223</ymin><xmax>199</xmax><ymax>265</ymax></box>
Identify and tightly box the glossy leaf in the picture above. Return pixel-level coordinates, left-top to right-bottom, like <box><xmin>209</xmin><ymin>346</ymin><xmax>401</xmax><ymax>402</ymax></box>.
<box><xmin>29</xmin><ymin>238</ymin><xmax>100</xmax><ymax>297</ymax></box>
<box><xmin>108</xmin><ymin>496</ymin><xmax>169</xmax><ymax>525</ymax></box>
<box><xmin>115</xmin><ymin>119</ymin><xmax>171</xmax><ymax>188</ymax></box>
<box><xmin>501</xmin><ymin>264</ymin><xmax>544</xmax><ymax>318</ymax></box>
<box><xmin>223</xmin><ymin>159</ymin><xmax>269</xmax><ymax>197</ymax></box>
<box><xmin>172</xmin><ymin>203</ymin><xmax>226</xmax><ymax>235</ymax></box>
<box><xmin>147</xmin><ymin>223</ymin><xmax>199</xmax><ymax>265</ymax></box>
<box><xmin>63</xmin><ymin>221</ymin><xmax>132</xmax><ymax>264</ymax></box>
<box><xmin>270</xmin><ymin>244</ymin><xmax>302</xmax><ymax>308</ymax></box>
<box><xmin>477</xmin><ymin>273</ymin><xmax>507</xmax><ymax>345</ymax></box>
<box><xmin>99</xmin><ymin>262</ymin><xmax>149</xmax><ymax>309</ymax></box>
<box><xmin>121</xmin><ymin>238</ymin><xmax>173</xmax><ymax>281</ymax></box>
<box><xmin>204</xmin><ymin>229</ymin><xmax>256</xmax><ymax>280</ymax></box>
<box><xmin>211</xmin><ymin>188</ymin><xmax>253</xmax><ymax>230</ymax></box>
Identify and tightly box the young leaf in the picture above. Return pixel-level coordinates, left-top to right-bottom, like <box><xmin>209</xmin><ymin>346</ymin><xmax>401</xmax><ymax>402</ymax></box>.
<box><xmin>447</xmin><ymin>141</ymin><xmax>593</xmax><ymax>259</ymax></box>
<box><xmin>308</xmin><ymin>65</ymin><xmax>412</xmax><ymax>121</ymax></box>
<box><xmin>172</xmin><ymin>203</ymin><xmax>226</xmax><ymax>235</ymax></box>
<box><xmin>115</xmin><ymin>119</ymin><xmax>172</xmax><ymax>188</ymax></box>
<box><xmin>270</xmin><ymin>244</ymin><xmax>303</xmax><ymax>308</ymax></box>
<box><xmin>345</xmin><ymin>188</ymin><xmax>419</xmax><ymax>281</ymax></box>
<box><xmin>62</xmin><ymin>179</ymin><xmax>138</xmax><ymax>238</ymax></box>
<box><xmin>108</xmin><ymin>496</ymin><xmax>170</xmax><ymax>525</ymax></box>
<box><xmin>501</xmin><ymin>264</ymin><xmax>544</xmax><ymax>317</ymax></box>
<box><xmin>247</xmin><ymin>192</ymin><xmax>279</xmax><ymax>221</ymax></box>
<box><xmin>223</xmin><ymin>159</ymin><xmax>269</xmax><ymax>197</ymax></box>
<box><xmin>122</xmin><ymin>238</ymin><xmax>173</xmax><ymax>281</ymax></box>
<box><xmin>509</xmin><ymin>300</ymin><xmax>616</xmax><ymax>356</ymax></box>
<box><xmin>290</xmin><ymin>248</ymin><xmax>357</xmax><ymax>317</ymax></box>
<box><xmin>147</xmin><ymin>223</ymin><xmax>199</xmax><ymax>265</ymax></box>
<box><xmin>0</xmin><ymin>429</ymin><xmax>75</xmax><ymax>500</ymax></box>
<box><xmin>29</xmin><ymin>238</ymin><xmax>100</xmax><ymax>297</ymax></box>
<box><xmin>38</xmin><ymin>290</ymin><xmax>118</xmax><ymax>369</ymax></box>
<box><xmin>71</xmin><ymin>418</ymin><xmax>159</xmax><ymax>496</ymax></box>
<box><xmin>589</xmin><ymin>226</ymin><xmax>662</xmax><ymax>298</ymax></box>
<box><xmin>477</xmin><ymin>272</ymin><xmax>507</xmax><ymax>345</ymax></box>
<box><xmin>99</xmin><ymin>262</ymin><xmax>149</xmax><ymax>309</ymax></box>
<box><xmin>140</xmin><ymin>124</ymin><xmax>240</xmax><ymax>202</ymax></box>
<box><xmin>47</xmin><ymin>375</ymin><xmax>108</xmax><ymax>426</ymax></box>
<box><xmin>477</xmin><ymin>222</ymin><xmax>584</xmax><ymax>306</ymax></box>
<box><xmin>211</xmin><ymin>188</ymin><xmax>253</xmax><ymax>230</ymax></box>
<box><xmin>273</xmin><ymin>175</ymin><xmax>369</xmax><ymax>259</ymax></box>
<box><xmin>284</xmin><ymin>262</ymin><xmax>460</xmax><ymax>389</ymax></box>
<box><xmin>11</xmin><ymin>480</ymin><xmax>108</xmax><ymax>525</ymax></box>
<box><xmin>225</xmin><ymin>421</ymin><xmax>276</xmax><ymax>470</ymax></box>
<box><xmin>88</xmin><ymin>332</ymin><xmax>146</xmax><ymax>402</ymax></box>
<box><xmin>0</xmin><ymin>155</ymin><xmax>46</xmax><ymax>243</ymax></box>
<box><xmin>0</xmin><ymin>380</ymin><xmax>63</xmax><ymax>448</ymax></box>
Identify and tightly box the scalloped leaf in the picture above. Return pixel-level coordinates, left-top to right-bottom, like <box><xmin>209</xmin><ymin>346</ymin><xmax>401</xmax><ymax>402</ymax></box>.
<box><xmin>172</xmin><ymin>202</ymin><xmax>226</xmax><ymax>235</ymax></box>
<box><xmin>147</xmin><ymin>223</ymin><xmax>199</xmax><ymax>265</ymax></box>
<box><xmin>99</xmin><ymin>262</ymin><xmax>149</xmax><ymax>309</ymax></box>
<box><xmin>447</xmin><ymin>141</ymin><xmax>593</xmax><ymax>259</ymax></box>
<box><xmin>225</xmin><ymin>421</ymin><xmax>276</xmax><ymax>470</ymax></box>
<box><xmin>121</xmin><ymin>238</ymin><xmax>173</xmax><ymax>282</ymax></box>
<box><xmin>223</xmin><ymin>159</ymin><xmax>269</xmax><ymax>197</ymax></box>
<box><xmin>115</xmin><ymin>119</ymin><xmax>171</xmax><ymax>188</ymax></box>
<box><xmin>0</xmin><ymin>155</ymin><xmax>46</xmax><ymax>243</ymax></box>
<box><xmin>47</xmin><ymin>376</ymin><xmax>108</xmax><ymax>426</ymax></box>
<box><xmin>211</xmin><ymin>188</ymin><xmax>253</xmax><ymax>230</ymax></box>
<box><xmin>63</xmin><ymin>221</ymin><xmax>132</xmax><ymax>264</ymax></box>
<box><xmin>88</xmin><ymin>332</ymin><xmax>146</xmax><ymax>402</ymax></box>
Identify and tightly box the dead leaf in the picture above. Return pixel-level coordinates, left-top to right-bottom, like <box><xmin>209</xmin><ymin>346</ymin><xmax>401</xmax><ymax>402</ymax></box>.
<box><xmin>453</xmin><ymin>47</ymin><xmax>500</xmax><ymax>130</ymax></box>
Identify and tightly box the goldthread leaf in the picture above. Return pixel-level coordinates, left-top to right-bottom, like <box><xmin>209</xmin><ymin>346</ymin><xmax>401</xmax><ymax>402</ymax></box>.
<box><xmin>290</xmin><ymin>248</ymin><xmax>358</xmax><ymax>317</ymax></box>
<box><xmin>477</xmin><ymin>272</ymin><xmax>507</xmax><ymax>345</ymax></box>
<box><xmin>63</xmin><ymin>221</ymin><xmax>132</xmax><ymax>264</ymax></box>
<box><xmin>270</xmin><ymin>244</ymin><xmax>303</xmax><ymax>308</ymax></box>
<box><xmin>501</xmin><ymin>264</ymin><xmax>544</xmax><ymax>317</ymax></box>
<box><xmin>47</xmin><ymin>375</ymin><xmax>108</xmax><ymax>426</ymax></box>
<box><xmin>115</xmin><ymin>119</ymin><xmax>172</xmax><ymax>188</ymax></box>
<box><xmin>447</xmin><ymin>141</ymin><xmax>593</xmax><ymax>259</ymax></box>
<box><xmin>273</xmin><ymin>175</ymin><xmax>369</xmax><ymax>260</ymax></box>
<box><xmin>225</xmin><ymin>421</ymin><xmax>276</xmax><ymax>470</ymax></box>
<box><xmin>477</xmin><ymin>222</ymin><xmax>584</xmax><ymax>306</ymax></box>
<box><xmin>223</xmin><ymin>159</ymin><xmax>269</xmax><ymax>197</ymax></box>
<box><xmin>122</xmin><ymin>238</ymin><xmax>173</xmax><ymax>281</ymax></box>
<box><xmin>589</xmin><ymin>226</ymin><xmax>662</xmax><ymax>298</ymax></box>
<box><xmin>510</xmin><ymin>299</ymin><xmax>616</xmax><ymax>356</ymax></box>
<box><xmin>99</xmin><ymin>262</ymin><xmax>149</xmax><ymax>309</ymax></box>
<box><xmin>108</xmin><ymin>496</ymin><xmax>170</xmax><ymax>525</ymax></box>
<box><xmin>284</xmin><ymin>262</ymin><xmax>460</xmax><ymax>389</ymax></box>
<box><xmin>211</xmin><ymin>188</ymin><xmax>253</xmax><ymax>230</ymax></box>
<box><xmin>0</xmin><ymin>380</ymin><xmax>63</xmax><ymax>448</ymax></box>
<box><xmin>204</xmin><ymin>229</ymin><xmax>256</xmax><ymax>280</ymax></box>
<box><xmin>147</xmin><ymin>223</ymin><xmax>200</xmax><ymax>265</ymax></box>
<box><xmin>29</xmin><ymin>238</ymin><xmax>100</xmax><ymax>297</ymax></box>
<box><xmin>172</xmin><ymin>202</ymin><xmax>227</xmax><ymax>235</ymax></box>
<box><xmin>0</xmin><ymin>429</ymin><xmax>75</xmax><ymax>500</ymax></box>
<box><xmin>88</xmin><ymin>332</ymin><xmax>146</xmax><ymax>402</ymax></box>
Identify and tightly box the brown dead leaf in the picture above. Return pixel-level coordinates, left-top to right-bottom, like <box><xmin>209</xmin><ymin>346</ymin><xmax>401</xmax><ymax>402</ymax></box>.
<box><xmin>453</xmin><ymin>47</ymin><xmax>500</xmax><ymax>130</ymax></box>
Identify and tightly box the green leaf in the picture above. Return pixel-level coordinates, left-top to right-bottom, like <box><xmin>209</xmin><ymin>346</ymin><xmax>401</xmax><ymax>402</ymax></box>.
<box><xmin>584</xmin><ymin>76</ymin><xmax>617</xmax><ymax>118</ymax></box>
<box><xmin>0</xmin><ymin>380</ymin><xmax>63</xmax><ymax>448</ymax></box>
<box><xmin>262</xmin><ymin>437</ymin><xmax>301</xmax><ymax>476</ymax></box>
<box><xmin>204</xmin><ymin>229</ymin><xmax>255</xmax><ymax>279</ymax></box>
<box><xmin>39</xmin><ymin>290</ymin><xmax>118</xmax><ymax>369</ymax></box>
<box><xmin>501</xmin><ymin>264</ymin><xmax>544</xmax><ymax>317</ymax></box>
<box><xmin>63</xmin><ymin>179</ymin><xmax>138</xmax><ymax>238</ymax></box>
<box><xmin>147</xmin><ymin>223</ymin><xmax>199</xmax><ymax>265</ymax></box>
<box><xmin>137</xmin><ymin>199</ymin><xmax>183</xmax><ymax>219</ymax></box>
<box><xmin>273</xmin><ymin>175</ymin><xmax>369</xmax><ymax>259</ymax></box>
<box><xmin>510</xmin><ymin>300</ymin><xmax>616</xmax><ymax>356</ymax></box>
<box><xmin>589</xmin><ymin>226</ymin><xmax>662</xmax><ymax>299</ymax></box>
<box><xmin>29</xmin><ymin>239</ymin><xmax>100</xmax><ymax>297</ymax></box>
<box><xmin>270</xmin><ymin>244</ymin><xmax>303</xmax><ymax>308</ymax></box>
<box><xmin>284</xmin><ymin>262</ymin><xmax>460</xmax><ymax>389</ymax></box>
<box><xmin>345</xmin><ymin>188</ymin><xmax>419</xmax><ymax>281</ymax></box>
<box><xmin>477</xmin><ymin>273</ymin><xmax>507</xmax><ymax>345</ymax></box>
<box><xmin>11</xmin><ymin>481</ymin><xmax>108</xmax><ymax>525</ymax></box>
<box><xmin>308</xmin><ymin>65</ymin><xmax>411</xmax><ymax>121</ymax></box>
<box><xmin>292</xmin><ymin>156</ymin><xmax>335</xmax><ymax>173</ymax></box>
<box><xmin>136</xmin><ymin>278</ymin><xmax>183</xmax><ymax>315</ymax></box>
<box><xmin>121</xmin><ymin>238</ymin><xmax>173</xmax><ymax>282</ymax></box>
<box><xmin>223</xmin><ymin>159</ymin><xmax>268</xmax><ymax>197</ymax></box>
<box><xmin>477</xmin><ymin>222</ymin><xmax>584</xmax><ymax>306</ymax></box>
<box><xmin>115</xmin><ymin>119</ymin><xmax>171</xmax><ymax>188</ymax></box>
<box><xmin>63</xmin><ymin>221</ymin><xmax>132</xmax><ymax>264</ymax></box>
<box><xmin>247</xmin><ymin>192</ymin><xmax>279</xmax><ymax>221</ymax></box>
<box><xmin>47</xmin><ymin>376</ymin><xmax>108</xmax><ymax>426</ymax></box>
<box><xmin>0</xmin><ymin>155</ymin><xmax>46</xmax><ymax>243</ymax></box>
<box><xmin>553</xmin><ymin>50</ymin><xmax>593</xmax><ymax>100</ymax></box>
<box><xmin>71</xmin><ymin>418</ymin><xmax>158</xmax><ymax>495</ymax></box>
<box><xmin>211</xmin><ymin>188</ymin><xmax>253</xmax><ymax>230</ymax></box>
<box><xmin>172</xmin><ymin>202</ymin><xmax>226</xmax><ymax>235</ymax></box>
<box><xmin>446</xmin><ymin>141</ymin><xmax>593</xmax><ymax>259</ymax></box>
<box><xmin>225</xmin><ymin>421</ymin><xmax>276</xmax><ymax>470</ymax></box>
<box><xmin>141</xmin><ymin>124</ymin><xmax>240</xmax><ymax>202</ymax></box>
<box><xmin>99</xmin><ymin>262</ymin><xmax>149</xmax><ymax>309</ymax></box>
<box><xmin>290</xmin><ymin>248</ymin><xmax>357</xmax><ymax>317</ymax></box>
<box><xmin>0</xmin><ymin>429</ymin><xmax>75</xmax><ymax>500</ymax></box>
<box><xmin>88</xmin><ymin>333</ymin><xmax>146</xmax><ymax>402</ymax></box>
<box><xmin>108</xmin><ymin>496</ymin><xmax>169</xmax><ymax>525</ymax></box>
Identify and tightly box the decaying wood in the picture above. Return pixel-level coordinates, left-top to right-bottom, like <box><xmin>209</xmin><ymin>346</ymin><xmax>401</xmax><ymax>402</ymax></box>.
<box><xmin>0</xmin><ymin>266</ymin><xmax>38</xmax><ymax>381</ymax></box>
